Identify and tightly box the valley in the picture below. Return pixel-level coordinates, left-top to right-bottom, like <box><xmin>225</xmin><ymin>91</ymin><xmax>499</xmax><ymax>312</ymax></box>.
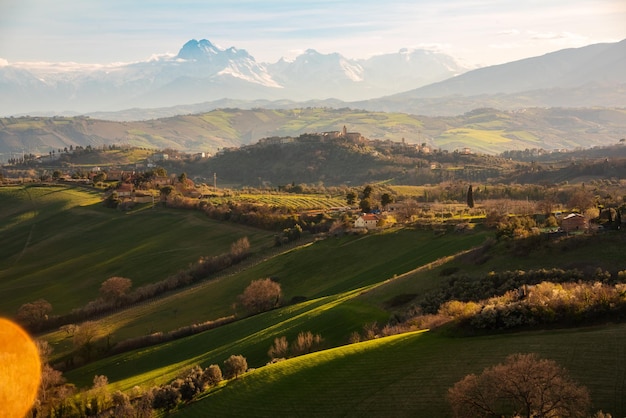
<box><xmin>2</xmin><ymin>3</ymin><xmax>626</xmax><ymax>416</ymax></box>
<box><xmin>2</xmin><ymin>146</ymin><xmax>626</xmax><ymax>415</ymax></box>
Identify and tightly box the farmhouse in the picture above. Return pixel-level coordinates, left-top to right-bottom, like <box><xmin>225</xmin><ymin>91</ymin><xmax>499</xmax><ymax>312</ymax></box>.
<box><xmin>354</xmin><ymin>214</ymin><xmax>379</xmax><ymax>230</ymax></box>
<box><xmin>117</xmin><ymin>183</ymin><xmax>133</xmax><ymax>198</ymax></box>
<box><xmin>561</xmin><ymin>213</ymin><xmax>587</xmax><ymax>233</ymax></box>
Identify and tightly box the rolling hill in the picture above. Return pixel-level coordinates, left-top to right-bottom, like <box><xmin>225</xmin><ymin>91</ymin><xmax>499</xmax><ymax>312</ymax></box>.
<box><xmin>4</xmin><ymin>183</ymin><xmax>626</xmax><ymax>416</ymax></box>
<box><xmin>2</xmin><ymin>107</ymin><xmax>626</xmax><ymax>159</ymax></box>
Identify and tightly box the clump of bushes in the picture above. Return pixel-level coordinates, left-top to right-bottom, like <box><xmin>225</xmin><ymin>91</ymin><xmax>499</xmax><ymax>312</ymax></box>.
<box><xmin>267</xmin><ymin>331</ymin><xmax>324</xmax><ymax>361</ymax></box>
<box><xmin>403</xmin><ymin>278</ymin><xmax>626</xmax><ymax>332</ymax></box>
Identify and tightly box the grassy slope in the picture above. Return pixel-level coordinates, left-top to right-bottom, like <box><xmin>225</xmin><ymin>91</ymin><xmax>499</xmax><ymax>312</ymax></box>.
<box><xmin>61</xmin><ymin>229</ymin><xmax>488</xmax><ymax>388</ymax></box>
<box><xmin>0</xmin><ymin>185</ymin><xmax>275</xmax><ymax>315</ymax></box>
<box><xmin>176</xmin><ymin>324</ymin><xmax>626</xmax><ymax>417</ymax></box>
<box><xmin>359</xmin><ymin>232</ymin><xmax>626</xmax><ymax>323</ymax></box>
<box><xmin>65</xmin><ymin>289</ymin><xmax>388</xmax><ymax>389</ymax></box>
<box><xmin>66</xmin><ymin>228</ymin><xmax>626</xmax><ymax>416</ymax></box>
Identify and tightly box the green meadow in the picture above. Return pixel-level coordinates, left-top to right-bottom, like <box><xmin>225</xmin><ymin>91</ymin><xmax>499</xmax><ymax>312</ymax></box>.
<box><xmin>175</xmin><ymin>323</ymin><xmax>626</xmax><ymax>417</ymax></box>
<box><xmin>46</xmin><ymin>225</ymin><xmax>487</xmax><ymax>363</ymax></box>
<box><xmin>0</xmin><ymin>185</ymin><xmax>275</xmax><ymax>315</ymax></box>
<box><xmin>5</xmin><ymin>184</ymin><xmax>626</xmax><ymax>417</ymax></box>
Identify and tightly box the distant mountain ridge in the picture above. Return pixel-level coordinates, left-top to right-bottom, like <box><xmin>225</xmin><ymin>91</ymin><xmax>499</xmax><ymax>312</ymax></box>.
<box><xmin>395</xmin><ymin>39</ymin><xmax>626</xmax><ymax>97</ymax></box>
<box><xmin>0</xmin><ymin>39</ymin><xmax>470</xmax><ymax>116</ymax></box>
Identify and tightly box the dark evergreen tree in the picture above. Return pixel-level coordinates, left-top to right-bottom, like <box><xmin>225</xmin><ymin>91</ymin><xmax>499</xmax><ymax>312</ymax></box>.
<box><xmin>381</xmin><ymin>193</ymin><xmax>393</xmax><ymax>209</ymax></box>
<box><xmin>362</xmin><ymin>185</ymin><xmax>373</xmax><ymax>199</ymax></box>
<box><xmin>466</xmin><ymin>185</ymin><xmax>475</xmax><ymax>208</ymax></box>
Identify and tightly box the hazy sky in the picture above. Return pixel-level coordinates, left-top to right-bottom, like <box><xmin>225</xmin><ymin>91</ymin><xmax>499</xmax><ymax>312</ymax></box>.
<box><xmin>1</xmin><ymin>0</ymin><xmax>624</xmax><ymax>67</ymax></box>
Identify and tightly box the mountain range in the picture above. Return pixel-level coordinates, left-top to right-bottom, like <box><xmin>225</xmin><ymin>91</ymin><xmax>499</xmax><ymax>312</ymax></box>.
<box><xmin>0</xmin><ymin>39</ymin><xmax>470</xmax><ymax>116</ymax></box>
<box><xmin>3</xmin><ymin>37</ymin><xmax>619</xmax><ymax>120</ymax></box>
<box><xmin>0</xmin><ymin>38</ymin><xmax>624</xmax><ymax>147</ymax></box>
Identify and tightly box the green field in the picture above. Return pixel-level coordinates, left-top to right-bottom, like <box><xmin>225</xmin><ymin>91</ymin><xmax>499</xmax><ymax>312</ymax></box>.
<box><xmin>49</xmin><ymin>227</ymin><xmax>487</xmax><ymax>366</ymax></box>
<box><xmin>174</xmin><ymin>323</ymin><xmax>626</xmax><ymax>417</ymax></box>
<box><xmin>5</xmin><ymin>183</ymin><xmax>626</xmax><ymax>417</ymax></box>
<box><xmin>0</xmin><ymin>185</ymin><xmax>275</xmax><ymax>315</ymax></box>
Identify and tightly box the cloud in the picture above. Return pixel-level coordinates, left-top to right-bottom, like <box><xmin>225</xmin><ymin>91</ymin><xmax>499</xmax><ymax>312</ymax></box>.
<box><xmin>0</xmin><ymin>58</ymin><xmax>8</xmax><ymax>67</ymax></box>
<box><xmin>488</xmin><ymin>43</ymin><xmax>521</xmax><ymax>50</ymax></box>
<box><xmin>496</xmin><ymin>29</ymin><xmax>521</xmax><ymax>37</ymax></box>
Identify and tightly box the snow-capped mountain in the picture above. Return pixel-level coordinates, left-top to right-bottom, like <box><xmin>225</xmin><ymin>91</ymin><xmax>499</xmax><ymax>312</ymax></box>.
<box><xmin>0</xmin><ymin>39</ymin><xmax>470</xmax><ymax>115</ymax></box>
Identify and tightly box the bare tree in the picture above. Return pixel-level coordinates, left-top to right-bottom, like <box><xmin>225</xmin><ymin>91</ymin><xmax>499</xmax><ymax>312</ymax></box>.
<box><xmin>238</xmin><ymin>278</ymin><xmax>282</xmax><ymax>314</ymax></box>
<box><xmin>448</xmin><ymin>353</ymin><xmax>590</xmax><ymax>418</ymax></box>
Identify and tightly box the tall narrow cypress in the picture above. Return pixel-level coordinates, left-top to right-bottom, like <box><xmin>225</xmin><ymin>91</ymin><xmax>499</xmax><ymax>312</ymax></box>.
<box><xmin>467</xmin><ymin>185</ymin><xmax>475</xmax><ymax>208</ymax></box>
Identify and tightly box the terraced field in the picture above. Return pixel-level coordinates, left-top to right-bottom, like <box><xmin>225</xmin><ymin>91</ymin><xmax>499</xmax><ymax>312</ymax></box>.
<box><xmin>208</xmin><ymin>193</ymin><xmax>348</xmax><ymax>210</ymax></box>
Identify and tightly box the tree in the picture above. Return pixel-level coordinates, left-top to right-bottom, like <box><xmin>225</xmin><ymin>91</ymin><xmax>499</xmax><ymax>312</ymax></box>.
<box><xmin>346</xmin><ymin>191</ymin><xmax>357</xmax><ymax>206</ymax></box>
<box><xmin>203</xmin><ymin>364</ymin><xmax>223</xmax><ymax>387</ymax></box>
<box><xmin>448</xmin><ymin>353</ymin><xmax>590</xmax><ymax>418</ymax></box>
<box><xmin>466</xmin><ymin>185</ymin><xmax>475</xmax><ymax>208</ymax></box>
<box><xmin>93</xmin><ymin>172</ymin><xmax>107</xmax><ymax>183</ymax></box>
<box><xmin>99</xmin><ymin>277</ymin><xmax>132</xmax><ymax>303</ymax></box>
<box><xmin>152</xmin><ymin>385</ymin><xmax>181</xmax><ymax>412</ymax></box>
<box><xmin>110</xmin><ymin>391</ymin><xmax>135</xmax><ymax>418</ymax></box>
<box><xmin>223</xmin><ymin>355</ymin><xmax>247</xmax><ymax>379</ymax></box>
<box><xmin>73</xmin><ymin>321</ymin><xmax>100</xmax><ymax>361</ymax></box>
<box><xmin>381</xmin><ymin>193</ymin><xmax>393</xmax><ymax>209</ymax></box>
<box><xmin>160</xmin><ymin>185</ymin><xmax>175</xmax><ymax>199</ymax></box>
<box><xmin>16</xmin><ymin>299</ymin><xmax>52</xmax><ymax>329</ymax></box>
<box><xmin>359</xmin><ymin>197</ymin><xmax>372</xmax><ymax>213</ymax></box>
<box><xmin>362</xmin><ymin>185</ymin><xmax>373</xmax><ymax>199</ymax></box>
<box><xmin>238</xmin><ymin>278</ymin><xmax>282</xmax><ymax>314</ymax></box>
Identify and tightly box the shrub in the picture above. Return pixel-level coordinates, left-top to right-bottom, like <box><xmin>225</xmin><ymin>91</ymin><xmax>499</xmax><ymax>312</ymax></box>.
<box><xmin>268</xmin><ymin>336</ymin><xmax>289</xmax><ymax>360</ymax></box>
<box><xmin>290</xmin><ymin>331</ymin><xmax>323</xmax><ymax>356</ymax></box>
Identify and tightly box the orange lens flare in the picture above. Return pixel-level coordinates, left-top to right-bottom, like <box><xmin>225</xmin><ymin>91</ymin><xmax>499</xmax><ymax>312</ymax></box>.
<box><xmin>0</xmin><ymin>318</ymin><xmax>41</xmax><ymax>418</ymax></box>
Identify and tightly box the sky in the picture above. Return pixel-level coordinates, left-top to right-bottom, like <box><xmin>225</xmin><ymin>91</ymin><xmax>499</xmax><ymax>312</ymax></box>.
<box><xmin>0</xmin><ymin>0</ymin><xmax>625</xmax><ymax>68</ymax></box>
